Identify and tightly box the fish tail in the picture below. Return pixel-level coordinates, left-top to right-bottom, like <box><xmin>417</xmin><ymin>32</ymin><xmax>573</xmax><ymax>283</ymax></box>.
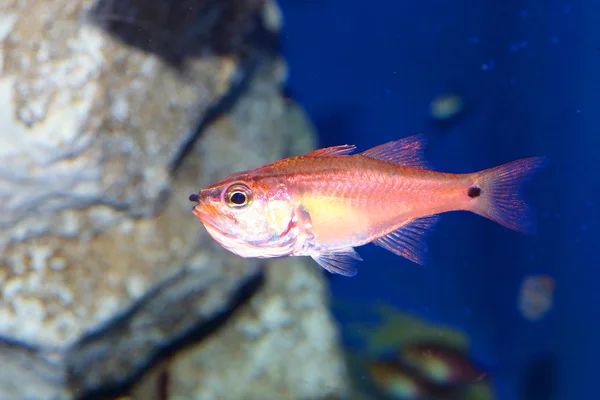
<box><xmin>467</xmin><ymin>157</ymin><xmax>547</xmax><ymax>234</ymax></box>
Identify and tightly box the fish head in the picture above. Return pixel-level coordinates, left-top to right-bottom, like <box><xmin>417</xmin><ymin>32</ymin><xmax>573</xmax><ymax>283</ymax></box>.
<box><xmin>401</xmin><ymin>343</ymin><xmax>487</xmax><ymax>385</ymax></box>
<box><xmin>190</xmin><ymin>176</ymin><xmax>298</xmax><ymax>258</ymax></box>
<box><xmin>367</xmin><ymin>360</ymin><xmax>425</xmax><ymax>399</ymax></box>
<box><xmin>400</xmin><ymin>344</ymin><xmax>451</xmax><ymax>383</ymax></box>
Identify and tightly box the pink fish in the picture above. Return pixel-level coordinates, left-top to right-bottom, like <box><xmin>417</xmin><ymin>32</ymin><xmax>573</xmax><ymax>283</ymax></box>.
<box><xmin>189</xmin><ymin>134</ymin><xmax>546</xmax><ymax>276</ymax></box>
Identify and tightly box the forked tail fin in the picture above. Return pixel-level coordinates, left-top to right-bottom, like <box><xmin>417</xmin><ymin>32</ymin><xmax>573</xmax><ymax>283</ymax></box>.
<box><xmin>468</xmin><ymin>157</ymin><xmax>547</xmax><ymax>234</ymax></box>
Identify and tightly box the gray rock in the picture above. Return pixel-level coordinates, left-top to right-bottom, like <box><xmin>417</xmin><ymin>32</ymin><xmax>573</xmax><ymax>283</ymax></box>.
<box><xmin>0</xmin><ymin>0</ymin><xmax>350</xmax><ymax>399</ymax></box>
<box><xmin>128</xmin><ymin>258</ymin><xmax>350</xmax><ymax>400</ymax></box>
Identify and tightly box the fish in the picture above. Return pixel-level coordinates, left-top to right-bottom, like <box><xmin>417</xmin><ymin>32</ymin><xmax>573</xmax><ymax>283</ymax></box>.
<box><xmin>367</xmin><ymin>359</ymin><xmax>459</xmax><ymax>400</ymax></box>
<box><xmin>189</xmin><ymin>134</ymin><xmax>546</xmax><ymax>277</ymax></box>
<box><xmin>518</xmin><ymin>274</ymin><xmax>556</xmax><ymax>321</ymax></box>
<box><xmin>399</xmin><ymin>342</ymin><xmax>489</xmax><ymax>386</ymax></box>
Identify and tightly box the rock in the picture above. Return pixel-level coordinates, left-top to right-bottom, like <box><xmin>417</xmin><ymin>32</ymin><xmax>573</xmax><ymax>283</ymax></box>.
<box><xmin>0</xmin><ymin>0</ymin><xmax>350</xmax><ymax>399</ymax></box>
<box><xmin>88</xmin><ymin>0</ymin><xmax>273</xmax><ymax>67</ymax></box>
<box><xmin>128</xmin><ymin>259</ymin><xmax>349</xmax><ymax>400</ymax></box>
<box><xmin>0</xmin><ymin>0</ymin><xmax>246</xmax><ymax>349</ymax></box>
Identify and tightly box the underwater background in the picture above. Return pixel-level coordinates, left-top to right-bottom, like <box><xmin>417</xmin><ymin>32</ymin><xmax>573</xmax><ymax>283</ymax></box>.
<box><xmin>0</xmin><ymin>0</ymin><xmax>596</xmax><ymax>399</ymax></box>
<box><xmin>279</xmin><ymin>1</ymin><xmax>596</xmax><ymax>399</ymax></box>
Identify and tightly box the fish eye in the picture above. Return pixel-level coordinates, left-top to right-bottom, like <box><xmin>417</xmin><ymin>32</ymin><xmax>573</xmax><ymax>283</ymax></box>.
<box><xmin>225</xmin><ymin>184</ymin><xmax>252</xmax><ymax>208</ymax></box>
<box><xmin>230</xmin><ymin>192</ymin><xmax>247</xmax><ymax>205</ymax></box>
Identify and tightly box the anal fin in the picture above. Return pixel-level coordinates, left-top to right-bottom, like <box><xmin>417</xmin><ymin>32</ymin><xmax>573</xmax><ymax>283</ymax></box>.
<box><xmin>374</xmin><ymin>215</ymin><xmax>440</xmax><ymax>265</ymax></box>
<box><xmin>311</xmin><ymin>248</ymin><xmax>363</xmax><ymax>277</ymax></box>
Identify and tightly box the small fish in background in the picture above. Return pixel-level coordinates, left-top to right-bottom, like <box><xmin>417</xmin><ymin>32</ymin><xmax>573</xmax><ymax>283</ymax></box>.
<box><xmin>189</xmin><ymin>133</ymin><xmax>546</xmax><ymax>277</ymax></box>
<box><xmin>367</xmin><ymin>360</ymin><xmax>426</xmax><ymax>399</ymax></box>
<box><xmin>367</xmin><ymin>359</ymin><xmax>459</xmax><ymax>399</ymax></box>
<box><xmin>518</xmin><ymin>274</ymin><xmax>556</xmax><ymax>321</ymax></box>
<box><xmin>339</xmin><ymin>302</ymin><xmax>495</xmax><ymax>399</ymax></box>
<box><xmin>399</xmin><ymin>342</ymin><xmax>489</xmax><ymax>386</ymax></box>
<box><xmin>429</xmin><ymin>93</ymin><xmax>464</xmax><ymax>122</ymax></box>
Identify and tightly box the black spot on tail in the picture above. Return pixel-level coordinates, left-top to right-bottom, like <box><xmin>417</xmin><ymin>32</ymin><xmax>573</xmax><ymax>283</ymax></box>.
<box><xmin>189</xmin><ymin>193</ymin><xmax>200</xmax><ymax>202</ymax></box>
<box><xmin>468</xmin><ymin>186</ymin><xmax>482</xmax><ymax>198</ymax></box>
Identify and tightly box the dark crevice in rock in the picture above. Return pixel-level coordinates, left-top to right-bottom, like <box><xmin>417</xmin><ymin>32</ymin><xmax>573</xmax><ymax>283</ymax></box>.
<box><xmin>167</xmin><ymin>10</ymin><xmax>282</xmax><ymax>174</ymax></box>
<box><xmin>87</xmin><ymin>0</ymin><xmax>281</xmax><ymax>175</ymax></box>
<box><xmin>167</xmin><ymin>54</ymin><xmax>262</xmax><ymax>174</ymax></box>
<box><xmin>68</xmin><ymin>268</ymin><xmax>265</xmax><ymax>400</ymax></box>
<box><xmin>165</xmin><ymin>17</ymin><xmax>281</xmax><ymax>174</ymax></box>
<box><xmin>88</xmin><ymin>0</ymin><xmax>278</xmax><ymax>67</ymax></box>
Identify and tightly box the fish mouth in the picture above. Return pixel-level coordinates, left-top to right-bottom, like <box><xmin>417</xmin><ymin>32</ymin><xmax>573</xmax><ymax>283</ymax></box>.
<box><xmin>192</xmin><ymin>204</ymin><xmax>220</xmax><ymax>230</ymax></box>
<box><xmin>190</xmin><ymin>204</ymin><xmax>248</xmax><ymax>255</ymax></box>
<box><xmin>191</xmin><ymin>198</ymin><xmax>233</xmax><ymax>241</ymax></box>
<box><xmin>190</xmin><ymin>193</ymin><xmax>212</xmax><ymax>220</ymax></box>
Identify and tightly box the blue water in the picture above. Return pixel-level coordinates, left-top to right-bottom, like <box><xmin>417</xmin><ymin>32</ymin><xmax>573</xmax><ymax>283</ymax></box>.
<box><xmin>280</xmin><ymin>1</ymin><xmax>599</xmax><ymax>399</ymax></box>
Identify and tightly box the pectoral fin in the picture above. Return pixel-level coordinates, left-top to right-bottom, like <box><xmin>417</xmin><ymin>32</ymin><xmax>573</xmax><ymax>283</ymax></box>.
<box><xmin>311</xmin><ymin>248</ymin><xmax>363</xmax><ymax>277</ymax></box>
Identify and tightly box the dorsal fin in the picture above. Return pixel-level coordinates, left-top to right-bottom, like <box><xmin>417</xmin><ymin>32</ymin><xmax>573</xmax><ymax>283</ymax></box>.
<box><xmin>361</xmin><ymin>133</ymin><xmax>429</xmax><ymax>169</ymax></box>
<box><xmin>303</xmin><ymin>144</ymin><xmax>357</xmax><ymax>157</ymax></box>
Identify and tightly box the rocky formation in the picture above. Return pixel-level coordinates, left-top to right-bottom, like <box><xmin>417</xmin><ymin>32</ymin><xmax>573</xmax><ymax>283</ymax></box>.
<box><xmin>127</xmin><ymin>259</ymin><xmax>349</xmax><ymax>400</ymax></box>
<box><xmin>0</xmin><ymin>0</ymin><xmax>350</xmax><ymax>399</ymax></box>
